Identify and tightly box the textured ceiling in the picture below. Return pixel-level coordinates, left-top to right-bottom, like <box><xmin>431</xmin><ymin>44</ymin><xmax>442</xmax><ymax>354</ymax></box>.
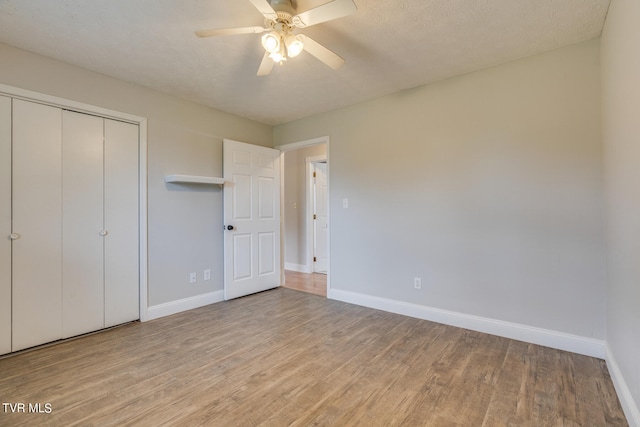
<box><xmin>0</xmin><ymin>0</ymin><xmax>610</xmax><ymax>125</ymax></box>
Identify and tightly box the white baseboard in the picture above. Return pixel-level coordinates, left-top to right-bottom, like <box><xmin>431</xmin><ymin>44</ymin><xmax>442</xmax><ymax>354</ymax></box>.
<box><xmin>284</xmin><ymin>263</ymin><xmax>311</xmax><ymax>273</ymax></box>
<box><xmin>328</xmin><ymin>288</ymin><xmax>605</xmax><ymax>359</ymax></box>
<box><xmin>606</xmin><ymin>345</ymin><xmax>640</xmax><ymax>427</ymax></box>
<box><xmin>145</xmin><ymin>290</ymin><xmax>224</xmax><ymax>321</ymax></box>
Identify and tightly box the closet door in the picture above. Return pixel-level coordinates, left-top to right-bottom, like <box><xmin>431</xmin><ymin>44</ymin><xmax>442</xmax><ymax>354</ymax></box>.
<box><xmin>12</xmin><ymin>100</ymin><xmax>63</xmax><ymax>351</ymax></box>
<box><xmin>62</xmin><ymin>111</ymin><xmax>105</xmax><ymax>338</ymax></box>
<box><xmin>0</xmin><ymin>96</ymin><xmax>11</xmax><ymax>355</ymax></box>
<box><xmin>104</xmin><ymin>119</ymin><xmax>139</xmax><ymax>326</ymax></box>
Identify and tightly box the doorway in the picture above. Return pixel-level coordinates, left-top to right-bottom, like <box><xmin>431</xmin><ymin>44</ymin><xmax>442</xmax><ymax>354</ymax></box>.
<box><xmin>277</xmin><ymin>137</ymin><xmax>329</xmax><ymax>297</ymax></box>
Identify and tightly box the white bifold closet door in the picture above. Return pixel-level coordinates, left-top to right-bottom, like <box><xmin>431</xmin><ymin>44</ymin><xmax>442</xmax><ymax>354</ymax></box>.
<box><xmin>103</xmin><ymin>119</ymin><xmax>139</xmax><ymax>328</ymax></box>
<box><xmin>62</xmin><ymin>112</ymin><xmax>139</xmax><ymax>336</ymax></box>
<box><xmin>62</xmin><ymin>111</ymin><xmax>105</xmax><ymax>338</ymax></box>
<box><xmin>12</xmin><ymin>100</ymin><xmax>64</xmax><ymax>351</ymax></box>
<box><xmin>0</xmin><ymin>96</ymin><xmax>11</xmax><ymax>355</ymax></box>
<box><xmin>10</xmin><ymin>100</ymin><xmax>139</xmax><ymax>352</ymax></box>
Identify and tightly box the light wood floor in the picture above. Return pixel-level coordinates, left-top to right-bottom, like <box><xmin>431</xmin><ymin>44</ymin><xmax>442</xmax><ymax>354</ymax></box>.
<box><xmin>0</xmin><ymin>288</ymin><xmax>627</xmax><ymax>426</ymax></box>
<box><xmin>282</xmin><ymin>270</ymin><xmax>327</xmax><ymax>297</ymax></box>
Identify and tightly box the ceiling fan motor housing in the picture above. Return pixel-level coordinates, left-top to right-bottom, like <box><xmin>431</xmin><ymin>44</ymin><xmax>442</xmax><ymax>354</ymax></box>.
<box><xmin>270</xmin><ymin>0</ymin><xmax>296</xmax><ymax>16</ymax></box>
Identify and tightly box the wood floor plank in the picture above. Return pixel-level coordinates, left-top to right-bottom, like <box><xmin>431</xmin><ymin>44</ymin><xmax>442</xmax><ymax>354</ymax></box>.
<box><xmin>0</xmin><ymin>288</ymin><xmax>628</xmax><ymax>426</ymax></box>
<box><xmin>282</xmin><ymin>270</ymin><xmax>327</xmax><ymax>297</ymax></box>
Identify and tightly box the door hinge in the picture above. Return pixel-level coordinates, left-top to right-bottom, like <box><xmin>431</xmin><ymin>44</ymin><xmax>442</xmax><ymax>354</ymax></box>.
<box><xmin>313</xmin><ymin>172</ymin><xmax>316</xmax><ymax>178</ymax></box>
<box><xmin>313</xmin><ymin>257</ymin><xmax>317</xmax><ymax>262</ymax></box>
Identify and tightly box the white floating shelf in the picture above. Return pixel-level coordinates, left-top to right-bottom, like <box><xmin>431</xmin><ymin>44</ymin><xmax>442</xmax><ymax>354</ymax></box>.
<box><xmin>164</xmin><ymin>174</ymin><xmax>225</xmax><ymax>185</ymax></box>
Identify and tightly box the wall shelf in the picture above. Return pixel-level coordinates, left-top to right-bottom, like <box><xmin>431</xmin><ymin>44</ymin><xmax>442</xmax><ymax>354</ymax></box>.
<box><xmin>164</xmin><ymin>174</ymin><xmax>225</xmax><ymax>185</ymax></box>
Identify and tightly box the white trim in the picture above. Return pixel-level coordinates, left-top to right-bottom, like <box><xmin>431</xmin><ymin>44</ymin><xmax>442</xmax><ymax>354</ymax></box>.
<box><xmin>0</xmin><ymin>84</ymin><xmax>144</xmax><ymax>124</ymax></box>
<box><xmin>0</xmin><ymin>83</ymin><xmax>150</xmax><ymax>323</ymax></box>
<box><xmin>328</xmin><ymin>288</ymin><xmax>606</xmax><ymax>358</ymax></box>
<box><xmin>325</xmin><ymin>142</ymin><xmax>331</xmax><ymax>293</ymax></box>
<box><xmin>284</xmin><ymin>263</ymin><xmax>311</xmax><ymax>273</ymax></box>
<box><xmin>606</xmin><ymin>345</ymin><xmax>640</xmax><ymax>427</ymax></box>
<box><xmin>138</xmin><ymin>121</ymin><xmax>149</xmax><ymax>322</ymax></box>
<box><xmin>146</xmin><ymin>290</ymin><xmax>224</xmax><ymax>321</ymax></box>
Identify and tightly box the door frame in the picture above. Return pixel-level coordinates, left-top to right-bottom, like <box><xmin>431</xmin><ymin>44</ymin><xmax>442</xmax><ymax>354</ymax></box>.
<box><xmin>0</xmin><ymin>84</ymin><xmax>149</xmax><ymax>321</ymax></box>
<box><xmin>276</xmin><ymin>136</ymin><xmax>330</xmax><ymax>292</ymax></box>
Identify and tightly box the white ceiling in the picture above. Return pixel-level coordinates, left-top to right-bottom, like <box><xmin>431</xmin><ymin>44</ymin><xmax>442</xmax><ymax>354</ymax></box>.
<box><xmin>0</xmin><ymin>0</ymin><xmax>610</xmax><ymax>125</ymax></box>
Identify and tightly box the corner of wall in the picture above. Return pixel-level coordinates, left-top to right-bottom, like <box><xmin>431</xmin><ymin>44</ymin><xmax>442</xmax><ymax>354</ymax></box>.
<box><xmin>606</xmin><ymin>344</ymin><xmax>640</xmax><ymax>427</ymax></box>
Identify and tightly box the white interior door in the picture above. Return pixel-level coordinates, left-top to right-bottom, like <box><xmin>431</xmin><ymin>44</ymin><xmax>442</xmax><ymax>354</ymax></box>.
<box><xmin>313</xmin><ymin>162</ymin><xmax>328</xmax><ymax>273</ymax></box>
<box><xmin>223</xmin><ymin>139</ymin><xmax>281</xmax><ymax>300</ymax></box>
<box><xmin>0</xmin><ymin>96</ymin><xmax>11</xmax><ymax>355</ymax></box>
<box><xmin>12</xmin><ymin>99</ymin><xmax>63</xmax><ymax>351</ymax></box>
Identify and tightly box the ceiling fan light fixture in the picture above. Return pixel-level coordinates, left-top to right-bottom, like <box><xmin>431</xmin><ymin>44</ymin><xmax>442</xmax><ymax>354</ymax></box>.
<box><xmin>269</xmin><ymin>51</ymin><xmax>286</xmax><ymax>63</ymax></box>
<box><xmin>285</xmin><ymin>34</ymin><xmax>304</xmax><ymax>57</ymax></box>
<box><xmin>269</xmin><ymin>42</ymin><xmax>287</xmax><ymax>63</ymax></box>
<box><xmin>261</xmin><ymin>31</ymin><xmax>281</xmax><ymax>53</ymax></box>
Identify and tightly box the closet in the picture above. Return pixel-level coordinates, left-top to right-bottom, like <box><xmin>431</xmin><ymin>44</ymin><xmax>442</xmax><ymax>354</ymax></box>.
<box><xmin>0</xmin><ymin>96</ymin><xmax>139</xmax><ymax>355</ymax></box>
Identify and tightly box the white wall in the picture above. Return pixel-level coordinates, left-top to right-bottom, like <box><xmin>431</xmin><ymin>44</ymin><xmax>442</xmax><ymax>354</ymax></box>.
<box><xmin>0</xmin><ymin>42</ymin><xmax>272</xmax><ymax>308</ymax></box>
<box><xmin>601</xmin><ymin>0</ymin><xmax>640</xmax><ymax>423</ymax></box>
<box><xmin>283</xmin><ymin>144</ymin><xmax>327</xmax><ymax>270</ymax></box>
<box><xmin>275</xmin><ymin>40</ymin><xmax>605</xmax><ymax>340</ymax></box>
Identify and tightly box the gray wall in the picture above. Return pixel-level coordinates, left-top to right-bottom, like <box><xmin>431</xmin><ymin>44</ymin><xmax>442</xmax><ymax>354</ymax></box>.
<box><xmin>283</xmin><ymin>144</ymin><xmax>327</xmax><ymax>269</ymax></box>
<box><xmin>601</xmin><ymin>0</ymin><xmax>640</xmax><ymax>419</ymax></box>
<box><xmin>275</xmin><ymin>40</ymin><xmax>605</xmax><ymax>339</ymax></box>
<box><xmin>1</xmin><ymin>38</ymin><xmax>608</xmax><ymax>340</ymax></box>
<box><xmin>0</xmin><ymin>42</ymin><xmax>272</xmax><ymax>307</ymax></box>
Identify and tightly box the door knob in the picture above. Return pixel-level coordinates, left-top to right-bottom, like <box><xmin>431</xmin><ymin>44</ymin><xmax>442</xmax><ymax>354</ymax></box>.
<box><xmin>226</xmin><ymin>225</ymin><xmax>234</xmax><ymax>231</ymax></box>
<box><xmin>9</xmin><ymin>233</ymin><xmax>20</xmax><ymax>240</ymax></box>
<box><xmin>99</xmin><ymin>230</ymin><xmax>108</xmax><ymax>236</ymax></box>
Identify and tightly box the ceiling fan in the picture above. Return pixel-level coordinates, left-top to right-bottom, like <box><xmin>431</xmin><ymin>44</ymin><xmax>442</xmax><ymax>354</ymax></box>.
<box><xmin>195</xmin><ymin>0</ymin><xmax>357</xmax><ymax>76</ymax></box>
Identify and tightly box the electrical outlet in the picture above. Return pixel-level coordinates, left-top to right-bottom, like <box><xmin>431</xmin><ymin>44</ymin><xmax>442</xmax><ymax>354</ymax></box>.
<box><xmin>189</xmin><ymin>272</ymin><xmax>197</xmax><ymax>284</ymax></box>
<box><xmin>204</xmin><ymin>269</ymin><xmax>211</xmax><ymax>281</ymax></box>
<box><xmin>414</xmin><ymin>277</ymin><xmax>422</xmax><ymax>289</ymax></box>
<box><xmin>343</xmin><ymin>198</ymin><xmax>349</xmax><ymax>209</ymax></box>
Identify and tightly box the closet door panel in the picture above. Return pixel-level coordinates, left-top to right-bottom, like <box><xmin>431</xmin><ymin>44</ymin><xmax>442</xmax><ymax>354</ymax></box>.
<box><xmin>62</xmin><ymin>111</ymin><xmax>105</xmax><ymax>338</ymax></box>
<box><xmin>104</xmin><ymin>119</ymin><xmax>139</xmax><ymax>326</ymax></box>
<box><xmin>12</xmin><ymin>99</ymin><xmax>63</xmax><ymax>351</ymax></box>
<box><xmin>0</xmin><ymin>96</ymin><xmax>11</xmax><ymax>355</ymax></box>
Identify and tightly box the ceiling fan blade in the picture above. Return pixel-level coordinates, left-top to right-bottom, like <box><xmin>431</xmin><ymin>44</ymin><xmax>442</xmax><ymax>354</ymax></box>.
<box><xmin>292</xmin><ymin>0</ymin><xmax>357</xmax><ymax>28</ymax></box>
<box><xmin>248</xmin><ymin>0</ymin><xmax>278</xmax><ymax>20</ymax></box>
<box><xmin>257</xmin><ymin>52</ymin><xmax>275</xmax><ymax>76</ymax></box>
<box><xmin>299</xmin><ymin>35</ymin><xmax>345</xmax><ymax>69</ymax></box>
<box><xmin>195</xmin><ymin>26</ymin><xmax>267</xmax><ymax>37</ymax></box>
